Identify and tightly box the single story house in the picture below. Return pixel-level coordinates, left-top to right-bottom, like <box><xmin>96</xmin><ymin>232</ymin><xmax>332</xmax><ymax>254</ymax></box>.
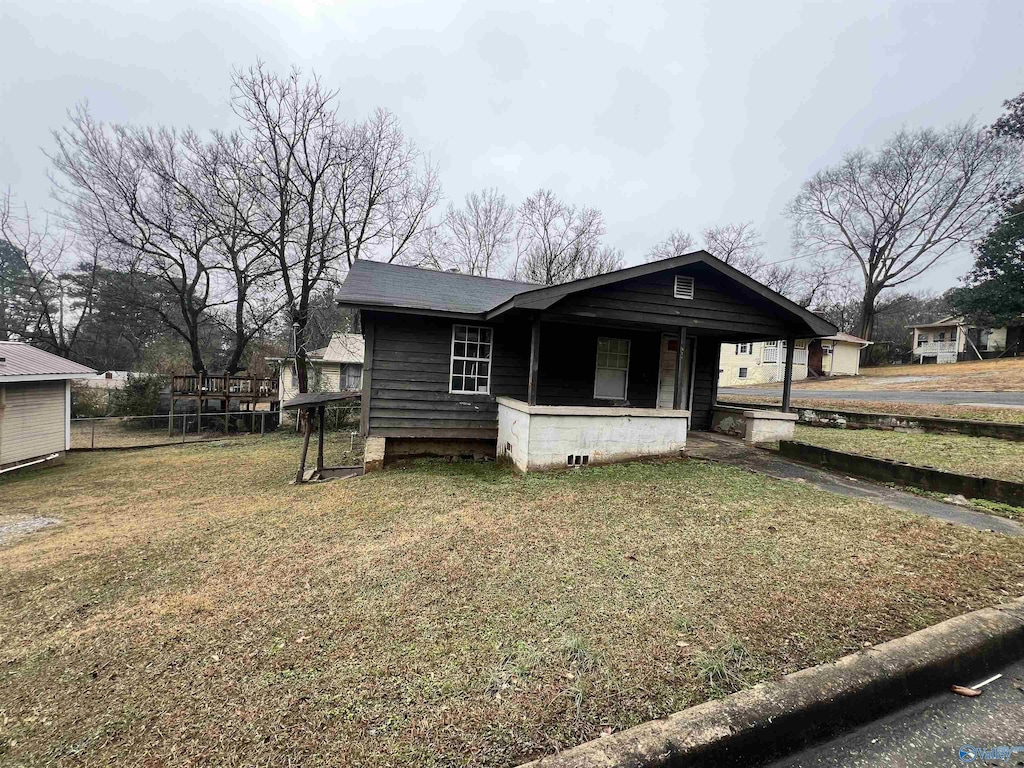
<box><xmin>335</xmin><ymin>252</ymin><xmax>836</xmax><ymax>472</ymax></box>
<box><xmin>80</xmin><ymin>370</ymin><xmax>140</xmax><ymax>390</ymax></box>
<box><xmin>910</xmin><ymin>316</ymin><xmax>1023</xmax><ymax>363</ymax></box>
<box><xmin>0</xmin><ymin>342</ymin><xmax>96</xmax><ymax>474</ymax></box>
<box><xmin>268</xmin><ymin>332</ymin><xmax>364</xmax><ymax>403</ymax></box>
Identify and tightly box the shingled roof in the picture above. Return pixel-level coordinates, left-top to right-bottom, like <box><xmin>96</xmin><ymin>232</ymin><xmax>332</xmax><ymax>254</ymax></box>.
<box><xmin>0</xmin><ymin>342</ymin><xmax>96</xmax><ymax>381</ymax></box>
<box><xmin>336</xmin><ymin>253</ymin><xmax>838</xmax><ymax>337</ymax></box>
<box><xmin>335</xmin><ymin>260</ymin><xmax>538</xmax><ymax>316</ymax></box>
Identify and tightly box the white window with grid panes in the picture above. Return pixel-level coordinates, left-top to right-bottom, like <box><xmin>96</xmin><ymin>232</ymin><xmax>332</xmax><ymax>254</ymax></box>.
<box><xmin>594</xmin><ymin>337</ymin><xmax>630</xmax><ymax>400</ymax></box>
<box><xmin>450</xmin><ymin>325</ymin><xmax>493</xmax><ymax>394</ymax></box>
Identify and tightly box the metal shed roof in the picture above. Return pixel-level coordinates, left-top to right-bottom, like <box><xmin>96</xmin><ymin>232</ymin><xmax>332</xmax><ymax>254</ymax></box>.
<box><xmin>0</xmin><ymin>342</ymin><xmax>96</xmax><ymax>382</ymax></box>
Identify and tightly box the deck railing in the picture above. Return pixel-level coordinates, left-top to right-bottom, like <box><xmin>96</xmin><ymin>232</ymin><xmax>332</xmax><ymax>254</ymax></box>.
<box><xmin>172</xmin><ymin>373</ymin><xmax>278</xmax><ymax>399</ymax></box>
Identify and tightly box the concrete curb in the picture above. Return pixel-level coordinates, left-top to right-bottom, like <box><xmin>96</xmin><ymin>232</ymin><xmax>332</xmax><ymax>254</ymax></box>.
<box><xmin>778</xmin><ymin>439</ymin><xmax>1024</xmax><ymax>507</ymax></box>
<box><xmin>519</xmin><ymin>597</ymin><xmax>1024</xmax><ymax>768</ymax></box>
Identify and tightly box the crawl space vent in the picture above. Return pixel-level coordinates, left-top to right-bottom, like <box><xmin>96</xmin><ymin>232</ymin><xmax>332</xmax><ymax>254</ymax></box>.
<box><xmin>567</xmin><ymin>454</ymin><xmax>589</xmax><ymax>467</ymax></box>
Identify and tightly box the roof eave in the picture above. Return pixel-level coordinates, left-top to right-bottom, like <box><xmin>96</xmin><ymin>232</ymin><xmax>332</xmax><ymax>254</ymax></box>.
<box><xmin>487</xmin><ymin>250</ymin><xmax>837</xmax><ymax>336</ymax></box>
<box><xmin>343</xmin><ymin>300</ymin><xmax>486</xmax><ymax>322</ymax></box>
<box><xmin>1</xmin><ymin>372</ymin><xmax>98</xmax><ymax>383</ymax></box>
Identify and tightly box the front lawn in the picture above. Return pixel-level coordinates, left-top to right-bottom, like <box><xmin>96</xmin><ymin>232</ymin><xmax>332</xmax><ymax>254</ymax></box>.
<box><xmin>2</xmin><ymin>437</ymin><xmax>1023</xmax><ymax>767</ymax></box>
<box><xmin>792</xmin><ymin>425</ymin><xmax>1024</xmax><ymax>483</ymax></box>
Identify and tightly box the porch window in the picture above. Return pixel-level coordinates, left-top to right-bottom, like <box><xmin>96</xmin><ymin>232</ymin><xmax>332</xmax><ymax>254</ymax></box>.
<box><xmin>450</xmin><ymin>325</ymin><xmax>492</xmax><ymax>394</ymax></box>
<box><xmin>738</xmin><ymin>367</ymin><xmax>749</xmax><ymax>379</ymax></box>
<box><xmin>918</xmin><ymin>333</ymin><xmax>928</xmax><ymax>347</ymax></box>
<box><xmin>594</xmin><ymin>337</ymin><xmax>630</xmax><ymax>400</ymax></box>
<box><xmin>736</xmin><ymin>343</ymin><xmax>752</xmax><ymax>355</ymax></box>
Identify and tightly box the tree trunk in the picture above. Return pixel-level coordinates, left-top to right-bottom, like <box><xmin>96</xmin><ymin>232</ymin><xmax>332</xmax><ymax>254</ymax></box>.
<box><xmin>857</xmin><ymin>284</ymin><xmax>880</xmax><ymax>366</ymax></box>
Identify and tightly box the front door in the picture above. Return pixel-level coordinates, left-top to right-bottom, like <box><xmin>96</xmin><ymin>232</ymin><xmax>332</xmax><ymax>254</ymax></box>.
<box><xmin>657</xmin><ymin>334</ymin><xmax>693</xmax><ymax>409</ymax></box>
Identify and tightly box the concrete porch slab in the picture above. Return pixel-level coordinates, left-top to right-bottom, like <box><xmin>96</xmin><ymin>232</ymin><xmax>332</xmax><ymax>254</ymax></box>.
<box><xmin>685</xmin><ymin>432</ymin><xmax>1023</xmax><ymax>537</ymax></box>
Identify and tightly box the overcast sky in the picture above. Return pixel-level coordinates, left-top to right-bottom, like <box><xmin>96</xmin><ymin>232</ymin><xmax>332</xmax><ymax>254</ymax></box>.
<box><xmin>2</xmin><ymin>0</ymin><xmax>1022</xmax><ymax>292</ymax></box>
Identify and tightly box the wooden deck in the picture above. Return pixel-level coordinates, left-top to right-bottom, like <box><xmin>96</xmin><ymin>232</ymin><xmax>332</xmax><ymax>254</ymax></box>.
<box><xmin>171</xmin><ymin>373</ymin><xmax>279</xmax><ymax>402</ymax></box>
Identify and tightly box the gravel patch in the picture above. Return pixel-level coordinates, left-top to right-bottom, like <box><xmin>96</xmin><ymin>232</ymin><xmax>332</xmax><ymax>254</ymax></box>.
<box><xmin>0</xmin><ymin>516</ymin><xmax>60</xmax><ymax>546</ymax></box>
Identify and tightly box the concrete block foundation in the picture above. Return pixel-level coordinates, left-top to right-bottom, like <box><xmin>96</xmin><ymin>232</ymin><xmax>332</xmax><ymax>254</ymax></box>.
<box><xmin>497</xmin><ymin>397</ymin><xmax>689</xmax><ymax>472</ymax></box>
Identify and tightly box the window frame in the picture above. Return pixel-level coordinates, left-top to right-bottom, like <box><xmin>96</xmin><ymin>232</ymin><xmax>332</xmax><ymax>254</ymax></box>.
<box><xmin>735</xmin><ymin>343</ymin><xmax>752</xmax><ymax>355</ymax></box>
<box><xmin>449</xmin><ymin>324</ymin><xmax>494</xmax><ymax>395</ymax></box>
<box><xmin>738</xmin><ymin>366</ymin><xmax>749</xmax><ymax>379</ymax></box>
<box><xmin>593</xmin><ymin>336</ymin><xmax>631</xmax><ymax>401</ymax></box>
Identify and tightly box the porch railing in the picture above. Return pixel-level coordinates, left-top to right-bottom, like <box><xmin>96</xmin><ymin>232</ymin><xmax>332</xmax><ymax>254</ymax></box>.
<box><xmin>762</xmin><ymin>347</ymin><xmax>808</xmax><ymax>365</ymax></box>
<box><xmin>913</xmin><ymin>341</ymin><xmax>958</xmax><ymax>357</ymax></box>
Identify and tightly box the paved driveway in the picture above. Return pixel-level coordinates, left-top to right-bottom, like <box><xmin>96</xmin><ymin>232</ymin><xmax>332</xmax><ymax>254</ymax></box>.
<box><xmin>720</xmin><ymin>388</ymin><xmax>1024</xmax><ymax>407</ymax></box>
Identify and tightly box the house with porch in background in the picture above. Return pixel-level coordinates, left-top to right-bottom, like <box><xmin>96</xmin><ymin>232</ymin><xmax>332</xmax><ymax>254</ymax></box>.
<box><xmin>909</xmin><ymin>316</ymin><xmax>1022</xmax><ymax>363</ymax></box>
<box><xmin>334</xmin><ymin>252</ymin><xmax>837</xmax><ymax>473</ymax></box>
<box><xmin>267</xmin><ymin>332</ymin><xmax>364</xmax><ymax>403</ymax></box>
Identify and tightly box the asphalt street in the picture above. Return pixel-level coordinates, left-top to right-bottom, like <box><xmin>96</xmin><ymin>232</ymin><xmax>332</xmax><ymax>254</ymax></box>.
<box><xmin>720</xmin><ymin>388</ymin><xmax>1024</xmax><ymax>407</ymax></box>
<box><xmin>761</xmin><ymin>658</ymin><xmax>1024</xmax><ymax>767</ymax></box>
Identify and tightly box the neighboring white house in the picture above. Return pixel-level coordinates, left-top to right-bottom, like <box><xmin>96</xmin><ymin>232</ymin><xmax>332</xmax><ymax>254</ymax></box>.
<box><xmin>909</xmin><ymin>316</ymin><xmax>1022</xmax><ymax>363</ymax></box>
<box><xmin>268</xmin><ymin>332</ymin><xmax>364</xmax><ymax>403</ymax></box>
<box><xmin>719</xmin><ymin>339</ymin><xmax>809</xmax><ymax>386</ymax></box>
<box><xmin>0</xmin><ymin>342</ymin><xmax>96</xmax><ymax>474</ymax></box>
<box><xmin>719</xmin><ymin>333</ymin><xmax>871</xmax><ymax>386</ymax></box>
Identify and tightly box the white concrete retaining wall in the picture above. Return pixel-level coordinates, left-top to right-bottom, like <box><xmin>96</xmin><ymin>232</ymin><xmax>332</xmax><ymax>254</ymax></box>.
<box><xmin>497</xmin><ymin>397</ymin><xmax>689</xmax><ymax>472</ymax></box>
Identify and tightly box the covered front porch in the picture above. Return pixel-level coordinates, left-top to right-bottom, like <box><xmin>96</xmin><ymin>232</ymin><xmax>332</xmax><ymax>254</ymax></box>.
<box><xmin>493</xmin><ymin>314</ymin><xmax>804</xmax><ymax>472</ymax></box>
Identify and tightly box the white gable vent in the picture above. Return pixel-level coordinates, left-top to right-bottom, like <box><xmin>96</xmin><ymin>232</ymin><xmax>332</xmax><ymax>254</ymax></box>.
<box><xmin>673</xmin><ymin>275</ymin><xmax>695</xmax><ymax>300</ymax></box>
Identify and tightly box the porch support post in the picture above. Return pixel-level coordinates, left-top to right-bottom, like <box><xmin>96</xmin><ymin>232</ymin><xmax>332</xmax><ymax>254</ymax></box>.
<box><xmin>781</xmin><ymin>335</ymin><xmax>796</xmax><ymax>412</ymax></box>
<box><xmin>672</xmin><ymin>327</ymin><xmax>688</xmax><ymax>410</ymax></box>
<box><xmin>527</xmin><ymin>318</ymin><xmax>541</xmax><ymax>406</ymax></box>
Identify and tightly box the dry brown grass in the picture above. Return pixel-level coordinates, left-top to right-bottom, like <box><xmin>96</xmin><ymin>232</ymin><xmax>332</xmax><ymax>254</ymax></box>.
<box><xmin>721</xmin><ymin>394</ymin><xmax>1024</xmax><ymax>425</ymax></box>
<box><xmin>792</xmin><ymin>425</ymin><xmax>1024</xmax><ymax>483</ymax></box>
<box><xmin>2</xmin><ymin>436</ymin><xmax>1023</xmax><ymax>767</ymax></box>
<box><xmin>796</xmin><ymin>358</ymin><xmax>1024</xmax><ymax>392</ymax></box>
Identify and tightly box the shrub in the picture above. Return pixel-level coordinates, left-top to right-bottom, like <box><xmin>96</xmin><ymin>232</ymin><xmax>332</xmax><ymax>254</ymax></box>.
<box><xmin>108</xmin><ymin>374</ymin><xmax>167</xmax><ymax>417</ymax></box>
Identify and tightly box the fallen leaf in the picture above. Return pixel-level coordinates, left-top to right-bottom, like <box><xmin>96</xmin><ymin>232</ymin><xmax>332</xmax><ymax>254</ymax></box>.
<box><xmin>951</xmin><ymin>685</ymin><xmax>982</xmax><ymax>697</ymax></box>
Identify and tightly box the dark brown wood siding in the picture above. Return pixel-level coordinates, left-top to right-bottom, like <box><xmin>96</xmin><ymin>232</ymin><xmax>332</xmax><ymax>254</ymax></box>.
<box><xmin>536</xmin><ymin>322</ymin><xmax>660</xmax><ymax>407</ymax></box>
<box><xmin>689</xmin><ymin>337</ymin><xmax>721</xmax><ymax>430</ymax></box>
<box><xmin>541</xmin><ymin>264</ymin><xmax>797</xmax><ymax>337</ymax></box>
<box><xmin>366</xmin><ymin>311</ymin><xmax>528</xmax><ymax>438</ymax></box>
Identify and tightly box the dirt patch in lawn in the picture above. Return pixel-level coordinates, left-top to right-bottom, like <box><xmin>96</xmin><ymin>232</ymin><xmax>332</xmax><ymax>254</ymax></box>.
<box><xmin>721</xmin><ymin>394</ymin><xmax>1024</xmax><ymax>425</ymax></box>
<box><xmin>2</xmin><ymin>436</ymin><xmax>1023</xmax><ymax>767</ymax></box>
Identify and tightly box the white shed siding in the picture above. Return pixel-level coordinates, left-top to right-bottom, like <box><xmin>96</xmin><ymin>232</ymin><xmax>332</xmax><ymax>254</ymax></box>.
<box><xmin>829</xmin><ymin>342</ymin><xmax>863</xmax><ymax>376</ymax></box>
<box><xmin>0</xmin><ymin>381</ymin><xmax>67</xmax><ymax>464</ymax></box>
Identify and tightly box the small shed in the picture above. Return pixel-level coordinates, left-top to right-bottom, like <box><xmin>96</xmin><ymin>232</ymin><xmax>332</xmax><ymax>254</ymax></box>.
<box><xmin>0</xmin><ymin>342</ymin><xmax>96</xmax><ymax>474</ymax></box>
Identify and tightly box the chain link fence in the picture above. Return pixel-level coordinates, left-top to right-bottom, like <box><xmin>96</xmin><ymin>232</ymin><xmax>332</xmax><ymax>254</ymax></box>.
<box><xmin>71</xmin><ymin>405</ymin><xmax>364</xmax><ymax>459</ymax></box>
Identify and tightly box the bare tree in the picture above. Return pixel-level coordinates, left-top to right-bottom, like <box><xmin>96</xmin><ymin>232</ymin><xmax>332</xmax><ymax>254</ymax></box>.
<box><xmin>49</xmin><ymin>107</ymin><xmax>221</xmax><ymax>373</ymax></box>
<box><xmin>702</xmin><ymin>221</ymin><xmax>765</xmax><ymax>273</ymax></box>
<box><xmin>513</xmin><ymin>188</ymin><xmax>622</xmax><ymax>285</ymax></box>
<box><xmin>787</xmin><ymin>122</ymin><xmax>1021</xmax><ymax>344</ymax></box>
<box><xmin>644</xmin><ymin>229</ymin><xmax>695</xmax><ymax>262</ymax></box>
<box><xmin>0</xmin><ymin>192</ymin><xmax>100</xmax><ymax>357</ymax></box>
<box><xmin>422</xmin><ymin>188</ymin><xmax>516</xmax><ymax>276</ymax></box>
<box><xmin>232</xmin><ymin>64</ymin><xmax>440</xmax><ymax>391</ymax></box>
